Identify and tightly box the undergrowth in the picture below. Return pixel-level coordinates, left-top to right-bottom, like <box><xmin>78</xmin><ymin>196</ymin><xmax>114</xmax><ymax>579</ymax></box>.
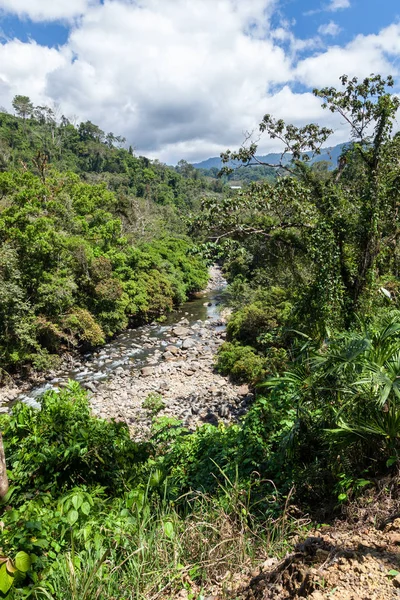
<box><xmin>0</xmin><ymin>383</ymin><xmax>306</xmax><ymax>600</ymax></box>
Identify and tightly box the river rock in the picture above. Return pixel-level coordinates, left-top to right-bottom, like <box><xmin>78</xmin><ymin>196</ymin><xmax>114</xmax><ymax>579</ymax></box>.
<box><xmin>84</xmin><ymin>382</ymin><xmax>98</xmax><ymax>393</ymax></box>
<box><xmin>141</xmin><ymin>366</ymin><xmax>155</xmax><ymax>377</ymax></box>
<box><xmin>172</xmin><ymin>326</ymin><xmax>191</xmax><ymax>338</ymax></box>
<box><xmin>165</xmin><ymin>345</ymin><xmax>180</xmax><ymax>355</ymax></box>
<box><xmin>7</xmin><ymin>266</ymin><xmax>257</xmax><ymax>441</ymax></box>
<box><xmin>218</xmin><ymin>404</ymin><xmax>230</xmax><ymax>418</ymax></box>
<box><xmin>237</xmin><ymin>384</ymin><xmax>250</xmax><ymax>396</ymax></box>
<box><xmin>182</xmin><ymin>338</ymin><xmax>197</xmax><ymax>350</ymax></box>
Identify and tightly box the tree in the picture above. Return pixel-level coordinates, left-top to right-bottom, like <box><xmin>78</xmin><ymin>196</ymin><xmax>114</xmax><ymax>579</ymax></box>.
<box><xmin>0</xmin><ymin>433</ymin><xmax>8</xmax><ymax>498</ymax></box>
<box><xmin>315</xmin><ymin>75</ymin><xmax>400</xmax><ymax>307</ymax></box>
<box><xmin>196</xmin><ymin>75</ymin><xmax>400</xmax><ymax>331</ymax></box>
<box><xmin>11</xmin><ymin>95</ymin><xmax>33</xmax><ymax>121</ymax></box>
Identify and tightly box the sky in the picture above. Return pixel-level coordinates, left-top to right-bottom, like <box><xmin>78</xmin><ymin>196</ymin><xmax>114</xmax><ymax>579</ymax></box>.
<box><xmin>0</xmin><ymin>0</ymin><xmax>399</xmax><ymax>164</ymax></box>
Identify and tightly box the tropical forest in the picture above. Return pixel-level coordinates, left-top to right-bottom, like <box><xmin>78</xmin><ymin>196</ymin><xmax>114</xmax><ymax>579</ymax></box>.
<box><xmin>1</xmin><ymin>74</ymin><xmax>400</xmax><ymax>599</ymax></box>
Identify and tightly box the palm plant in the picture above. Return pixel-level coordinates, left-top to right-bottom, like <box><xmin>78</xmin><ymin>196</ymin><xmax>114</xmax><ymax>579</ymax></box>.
<box><xmin>263</xmin><ymin>311</ymin><xmax>400</xmax><ymax>470</ymax></box>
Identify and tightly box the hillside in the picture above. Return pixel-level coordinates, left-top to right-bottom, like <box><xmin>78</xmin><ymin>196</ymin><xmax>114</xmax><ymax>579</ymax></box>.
<box><xmin>192</xmin><ymin>143</ymin><xmax>347</xmax><ymax>171</ymax></box>
<box><xmin>0</xmin><ymin>99</ymin><xmax>219</xmax><ymax>374</ymax></box>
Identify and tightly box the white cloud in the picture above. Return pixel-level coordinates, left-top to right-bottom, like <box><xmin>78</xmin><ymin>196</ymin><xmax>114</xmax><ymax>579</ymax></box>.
<box><xmin>304</xmin><ymin>0</ymin><xmax>350</xmax><ymax>16</ymax></box>
<box><xmin>296</xmin><ymin>24</ymin><xmax>400</xmax><ymax>88</ymax></box>
<box><xmin>0</xmin><ymin>0</ymin><xmax>99</xmax><ymax>22</ymax></box>
<box><xmin>0</xmin><ymin>0</ymin><xmax>398</xmax><ymax>163</ymax></box>
<box><xmin>327</xmin><ymin>0</ymin><xmax>350</xmax><ymax>11</ymax></box>
<box><xmin>0</xmin><ymin>40</ymin><xmax>68</xmax><ymax>107</ymax></box>
<box><xmin>45</xmin><ymin>0</ymin><xmax>292</xmax><ymax>159</ymax></box>
<box><xmin>318</xmin><ymin>21</ymin><xmax>341</xmax><ymax>36</ymax></box>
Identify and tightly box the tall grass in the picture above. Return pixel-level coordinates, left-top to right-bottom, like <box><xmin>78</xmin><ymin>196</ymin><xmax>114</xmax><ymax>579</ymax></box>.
<box><xmin>32</xmin><ymin>476</ymin><xmax>306</xmax><ymax>600</ymax></box>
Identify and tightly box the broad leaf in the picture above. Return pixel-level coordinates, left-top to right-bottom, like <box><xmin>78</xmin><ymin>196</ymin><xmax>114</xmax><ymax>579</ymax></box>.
<box><xmin>0</xmin><ymin>563</ymin><xmax>14</xmax><ymax>594</ymax></box>
<box><xmin>67</xmin><ymin>510</ymin><xmax>79</xmax><ymax>526</ymax></box>
<box><xmin>81</xmin><ymin>502</ymin><xmax>91</xmax><ymax>516</ymax></box>
<box><xmin>15</xmin><ymin>552</ymin><xmax>31</xmax><ymax>573</ymax></box>
<box><xmin>163</xmin><ymin>521</ymin><xmax>174</xmax><ymax>539</ymax></box>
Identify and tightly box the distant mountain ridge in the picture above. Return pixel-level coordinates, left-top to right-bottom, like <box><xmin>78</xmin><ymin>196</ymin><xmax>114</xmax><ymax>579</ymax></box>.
<box><xmin>192</xmin><ymin>143</ymin><xmax>347</xmax><ymax>171</ymax></box>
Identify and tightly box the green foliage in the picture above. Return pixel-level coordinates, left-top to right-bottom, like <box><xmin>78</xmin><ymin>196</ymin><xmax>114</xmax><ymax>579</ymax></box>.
<box><xmin>196</xmin><ymin>74</ymin><xmax>400</xmax><ymax>335</ymax></box>
<box><xmin>62</xmin><ymin>309</ymin><xmax>105</xmax><ymax>347</ymax></box>
<box><xmin>0</xmin><ymin>382</ymin><xmax>299</xmax><ymax>599</ymax></box>
<box><xmin>2</xmin><ymin>381</ymin><xmax>150</xmax><ymax>500</ymax></box>
<box><xmin>0</xmin><ymin>551</ymin><xmax>31</xmax><ymax>598</ymax></box>
<box><xmin>0</xmin><ymin>169</ymin><xmax>208</xmax><ymax>371</ymax></box>
<box><xmin>0</xmin><ymin>98</ymin><xmax>218</xmax><ymax>371</ymax></box>
<box><xmin>142</xmin><ymin>392</ymin><xmax>165</xmax><ymax>417</ymax></box>
<box><xmin>4</xmin><ymin>76</ymin><xmax>400</xmax><ymax>598</ymax></box>
<box><xmin>226</xmin><ymin>287</ymin><xmax>291</xmax><ymax>348</ymax></box>
<box><xmin>258</xmin><ymin>311</ymin><xmax>400</xmax><ymax>503</ymax></box>
<box><xmin>216</xmin><ymin>342</ymin><xmax>269</xmax><ymax>384</ymax></box>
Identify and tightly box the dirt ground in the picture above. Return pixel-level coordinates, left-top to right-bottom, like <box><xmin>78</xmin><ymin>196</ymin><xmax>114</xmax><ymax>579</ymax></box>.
<box><xmin>237</xmin><ymin>519</ymin><xmax>400</xmax><ymax>600</ymax></box>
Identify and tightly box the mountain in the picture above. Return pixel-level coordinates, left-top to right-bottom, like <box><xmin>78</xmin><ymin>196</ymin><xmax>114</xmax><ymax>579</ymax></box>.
<box><xmin>192</xmin><ymin>143</ymin><xmax>347</xmax><ymax>171</ymax></box>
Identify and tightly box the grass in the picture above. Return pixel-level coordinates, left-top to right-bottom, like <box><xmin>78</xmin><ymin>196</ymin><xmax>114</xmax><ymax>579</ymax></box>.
<box><xmin>30</xmin><ymin>475</ymin><xmax>308</xmax><ymax>600</ymax></box>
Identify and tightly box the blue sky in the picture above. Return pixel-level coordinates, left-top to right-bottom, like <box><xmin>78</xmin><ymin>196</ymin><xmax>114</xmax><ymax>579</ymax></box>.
<box><xmin>0</xmin><ymin>0</ymin><xmax>399</xmax><ymax>163</ymax></box>
<box><xmin>286</xmin><ymin>0</ymin><xmax>399</xmax><ymax>45</ymax></box>
<box><xmin>0</xmin><ymin>16</ymin><xmax>69</xmax><ymax>48</ymax></box>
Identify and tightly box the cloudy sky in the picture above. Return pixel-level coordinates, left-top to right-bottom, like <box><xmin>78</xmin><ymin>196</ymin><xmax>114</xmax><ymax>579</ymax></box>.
<box><xmin>0</xmin><ymin>0</ymin><xmax>399</xmax><ymax>164</ymax></box>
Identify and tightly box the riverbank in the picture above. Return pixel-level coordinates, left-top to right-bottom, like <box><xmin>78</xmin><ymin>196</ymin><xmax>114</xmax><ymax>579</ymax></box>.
<box><xmin>0</xmin><ymin>267</ymin><xmax>251</xmax><ymax>436</ymax></box>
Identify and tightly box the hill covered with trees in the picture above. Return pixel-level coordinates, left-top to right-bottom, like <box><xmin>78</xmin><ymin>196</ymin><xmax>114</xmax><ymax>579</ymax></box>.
<box><xmin>0</xmin><ymin>96</ymin><xmax>219</xmax><ymax>375</ymax></box>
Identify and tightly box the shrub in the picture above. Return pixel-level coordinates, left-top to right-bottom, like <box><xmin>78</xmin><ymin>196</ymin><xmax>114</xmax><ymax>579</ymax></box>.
<box><xmin>142</xmin><ymin>392</ymin><xmax>165</xmax><ymax>417</ymax></box>
<box><xmin>63</xmin><ymin>308</ymin><xmax>105</xmax><ymax>346</ymax></box>
<box><xmin>2</xmin><ymin>381</ymin><xmax>150</xmax><ymax>501</ymax></box>
<box><xmin>216</xmin><ymin>342</ymin><xmax>269</xmax><ymax>384</ymax></box>
<box><xmin>226</xmin><ymin>288</ymin><xmax>291</xmax><ymax>348</ymax></box>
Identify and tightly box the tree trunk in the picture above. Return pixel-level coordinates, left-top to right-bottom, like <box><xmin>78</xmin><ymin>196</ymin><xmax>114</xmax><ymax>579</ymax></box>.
<box><xmin>0</xmin><ymin>432</ymin><xmax>9</xmax><ymax>498</ymax></box>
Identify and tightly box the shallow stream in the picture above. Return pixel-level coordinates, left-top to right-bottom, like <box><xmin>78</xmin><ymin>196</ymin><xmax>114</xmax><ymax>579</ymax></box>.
<box><xmin>16</xmin><ymin>285</ymin><xmax>226</xmax><ymax>408</ymax></box>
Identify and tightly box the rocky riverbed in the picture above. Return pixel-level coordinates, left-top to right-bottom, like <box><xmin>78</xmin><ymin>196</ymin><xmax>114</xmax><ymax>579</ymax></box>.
<box><xmin>89</xmin><ymin>317</ymin><xmax>252</xmax><ymax>439</ymax></box>
<box><xmin>0</xmin><ymin>267</ymin><xmax>253</xmax><ymax>439</ymax></box>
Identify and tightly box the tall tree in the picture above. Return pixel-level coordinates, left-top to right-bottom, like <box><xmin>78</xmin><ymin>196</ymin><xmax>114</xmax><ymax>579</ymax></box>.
<box><xmin>196</xmin><ymin>75</ymin><xmax>400</xmax><ymax>331</ymax></box>
<box><xmin>11</xmin><ymin>95</ymin><xmax>33</xmax><ymax>121</ymax></box>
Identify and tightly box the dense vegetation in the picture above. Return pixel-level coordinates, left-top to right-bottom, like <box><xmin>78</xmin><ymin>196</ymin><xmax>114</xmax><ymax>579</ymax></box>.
<box><xmin>2</xmin><ymin>75</ymin><xmax>400</xmax><ymax>598</ymax></box>
<box><xmin>197</xmin><ymin>74</ymin><xmax>400</xmax><ymax>496</ymax></box>
<box><xmin>0</xmin><ymin>100</ymin><xmax>214</xmax><ymax>376</ymax></box>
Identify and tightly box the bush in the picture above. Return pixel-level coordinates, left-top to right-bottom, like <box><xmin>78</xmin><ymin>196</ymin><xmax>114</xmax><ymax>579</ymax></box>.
<box><xmin>2</xmin><ymin>381</ymin><xmax>150</xmax><ymax>501</ymax></box>
<box><xmin>142</xmin><ymin>392</ymin><xmax>165</xmax><ymax>417</ymax></box>
<box><xmin>63</xmin><ymin>308</ymin><xmax>105</xmax><ymax>346</ymax></box>
<box><xmin>216</xmin><ymin>342</ymin><xmax>269</xmax><ymax>384</ymax></box>
<box><xmin>226</xmin><ymin>288</ymin><xmax>292</xmax><ymax>348</ymax></box>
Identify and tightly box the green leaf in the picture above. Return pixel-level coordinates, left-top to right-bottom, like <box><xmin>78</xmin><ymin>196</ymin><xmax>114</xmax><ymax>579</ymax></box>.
<box><xmin>72</xmin><ymin>495</ymin><xmax>83</xmax><ymax>511</ymax></box>
<box><xmin>388</xmin><ymin>569</ymin><xmax>400</xmax><ymax>577</ymax></box>
<box><xmin>356</xmin><ymin>479</ymin><xmax>371</xmax><ymax>488</ymax></box>
<box><xmin>338</xmin><ymin>493</ymin><xmax>347</xmax><ymax>502</ymax></box>
<box><xmin>81</xmin><ymin>502</ymin><xmax>91</xmax><ymax>516</ymax></box>
<box><xmin>67</xmin><ymin>510</ymin><xmax>79</xmax><ymax>526</ymax></box>
<box><xmin>163</xmin><ymin>521</ymin><xmax>174</xmax><ymax>540</ymax></box>
<box><xmin>14</xmin><ymin>551</ymin><xmax>31</xmax><ymax>574</ymax></box>
<box><xmin>0</xmin><ymin>563</ymin><xmax>14</xmax><ymax>594</ymax></box>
